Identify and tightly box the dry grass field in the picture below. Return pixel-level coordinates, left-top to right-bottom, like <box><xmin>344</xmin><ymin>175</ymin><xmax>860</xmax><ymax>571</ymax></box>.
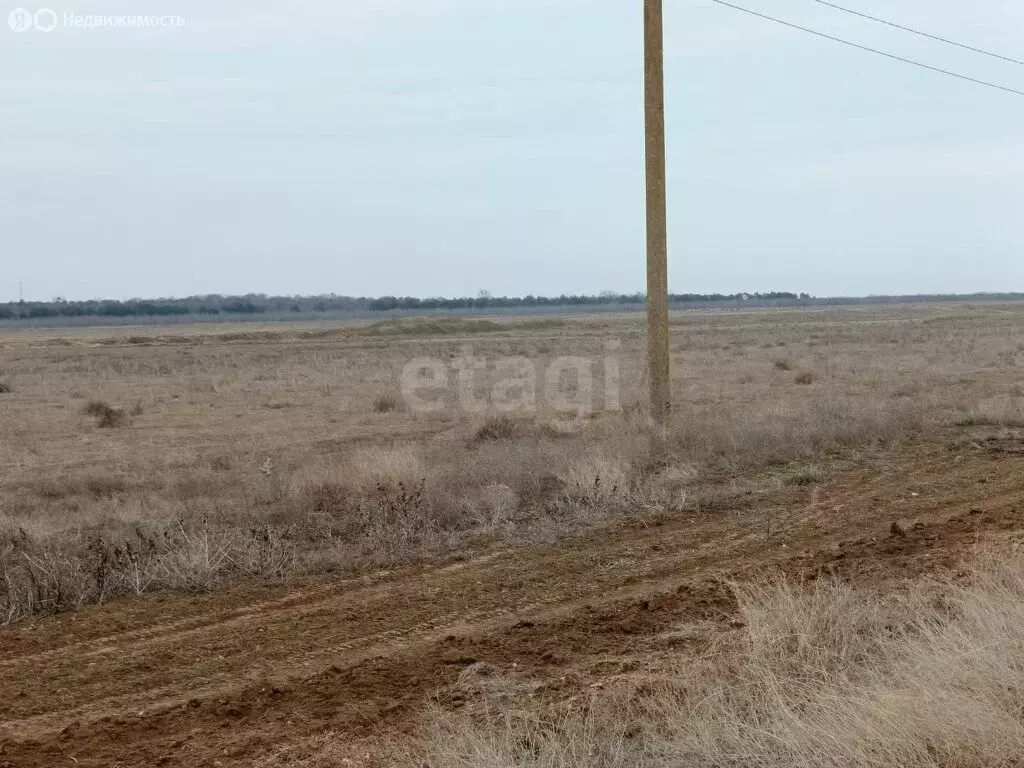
<box><xmin>1</xmin><ymin>302</ymin><xmax>1023</xmax><ymax>766</ymax></box>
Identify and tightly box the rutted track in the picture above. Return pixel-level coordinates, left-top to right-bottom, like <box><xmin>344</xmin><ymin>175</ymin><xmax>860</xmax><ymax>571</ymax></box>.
<box><xmin>1</xmin><ymin>435</ymin><xmax>1022</xmax><ymax>767</ymax></box>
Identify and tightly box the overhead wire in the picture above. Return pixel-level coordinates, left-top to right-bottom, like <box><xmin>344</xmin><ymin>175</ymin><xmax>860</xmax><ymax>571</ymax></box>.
<box><xmin>812</xmin><ymin>0</ymin><xmax>1024</xmax><ymax>67</ymax></box>
<box><xmin>708</xmin><ymin>0</ymin><xmax>1024</xmax><ymax>98</ymax></box>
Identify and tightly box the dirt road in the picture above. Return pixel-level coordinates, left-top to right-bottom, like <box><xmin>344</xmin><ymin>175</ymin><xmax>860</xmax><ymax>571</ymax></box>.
<box><xmin>1</xmin><ymin>432</ymin><xmax>1022</xmax><ymax>767</ymax></box>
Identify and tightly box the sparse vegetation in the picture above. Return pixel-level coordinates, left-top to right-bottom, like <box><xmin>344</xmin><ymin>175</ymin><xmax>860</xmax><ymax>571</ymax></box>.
<box><xmin>954</xmin><ymin>396</ymin><xmax>1024</xmax><ymax>428</ymax></box>
<box><xmin>83</xmin><ymin>399</ymin><xmax>127</xmax><ymax>428</ymax></box>
<box><xmin>782</xmin><ymin>463</ymin><xmax>824</xmax><ymax>486</ymax></box>
<box><xmin>0</xmin><ymin>303</ymin><xmax>1022</xmax><ymax>623</ymax></box>
<box><xmin>474</xmin><ymin>415</ymin><xmax>518</xmax><ymax>442</ymax></box>
<box><xmin>82</xmin><ymin>399</ymin><xmax>111</xmax><ymax>417</ymax></box>
<box><xmin>366</xmin><ymin>317</ymin><xmax>504</xmax><ymax>336</ymax></box>
<box><xmin>373</xmin><ymin>392</ymin><xmax>401</xmax><ymax>413</ymax></box>
<box><xmin>794</xmin><ymin>369</ymin><xmax>817</xmax><ymax>385</ymax></box>
<box><xmin>774</xmin><ymin>358</ymin><xmax>794</xmax><ymax>371</ymax></box>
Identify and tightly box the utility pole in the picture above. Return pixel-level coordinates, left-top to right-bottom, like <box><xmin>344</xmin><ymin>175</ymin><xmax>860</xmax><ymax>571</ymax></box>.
<box><xmin>644</xmin><ymin>0</ymin><xmax>671</xmax><ymax>421</ymax></box>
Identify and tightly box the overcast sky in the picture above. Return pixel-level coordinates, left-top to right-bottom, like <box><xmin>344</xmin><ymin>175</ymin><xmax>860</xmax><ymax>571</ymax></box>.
<box><xmin>2</xmin><ymin>0</ymin><xmax>1022</xmax><ymax>301</ymax></box>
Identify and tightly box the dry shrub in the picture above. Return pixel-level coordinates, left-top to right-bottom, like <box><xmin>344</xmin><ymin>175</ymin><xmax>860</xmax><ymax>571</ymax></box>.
<box><xmin>783</xmin><ymin>463</ymin><xmax>824</xmax><ymax>486</ymax></box>
<box><xmin>29</xmin><ymin>473</ymin><xmax>128</xmax><ymax>499</ymax></box>
<box><xmin>209</xmin><ymin>455</ymin><xmax>233</xmax><ymax>471</ymax></box>
<box><xmin>82</xmin><ymin>399</ymin><xmax>111</xmax><ymax>417</ymax></box>
<box><xmin>560</xmin><ymin>454</ymin><xmax>631</xmax><ymax>505</ymax></box>
<box><xmin>794</xmin><ymin>370</ymin><xmax>817</xmax><ymax>385</ymax></box>
<box><xmin>773</xmin><ymin>358</ymin><xmax>794</xmax><ymax>371</ymax></box>
<box><xmin>351</xmin><ymin>445</ymin><xmax>426</xmax><ymax>490</ymax></box>
<box><xmin>646</xmin><ymin>462</ymin><xmax>703</xmax><ymax>509</ymax></box>
<box><xmin>373</xmin><ymin>392</ymin><xmax>401</xmax><ymax>413</ymax></box>
<box><xmin>430</xmin><ymin>438</ymin><xmax>566</xmax><ymax>518</ymax></box>
<box><xmin>413</xmin><ymin>552</ymin><xmax>1024</xmax><ymax>768</ymax></box>
<box><xmin>668</xmin><ymin>395</ymin><xmax>930</xmax><ymax>468</ymax></box>
<box><xmin>289</xmin><ymin>447</ymin><xmax>442</xmax><ymax>564</ymax></box>
<box><xmin>292</xmin><ymin>447</ymin><xmax>424</xmax><ymax>506</ymax></box>
<box><xmin>955</xmin><ymin>396</ymin><xmax>1024</xmax><ymax>428</ymax></box>
<box><xmin>0</xmin><ymin>381</ymin><xmax>11</xmax><ymax>394</ymax></box>
<box><xmin>474</xmin><ymin>415</ymin><xmax>518</xmax><ymax>442</ymax></box>
<box><xmin>475</xmin><ymin>484</ymin><xmax>519</xmax><ymax>527</ymax></box>
<box><xmin>97</xmin><ymin>408</ymin><xmax>126</xmax><ymax>428</ymax></box>
<box><xmin>83</xmin><ymin>399</ymin><xmax>126</xmax><ymax>428</ymax></box>
<box><xmin>0</xmin><ymin>520</ymin><xmax>301</xmax><ymax>624</ymax></box>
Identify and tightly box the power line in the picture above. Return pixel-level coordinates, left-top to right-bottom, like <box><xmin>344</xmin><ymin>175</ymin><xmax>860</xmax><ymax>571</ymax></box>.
<box><xmin>709</xmin><ymin>0</ymin><xmax>1024</xmax><ymax>98</ymax></box>
<box><xmin>813</xmin><ymin>0</ymin><xmax>1024</xmax><ymax>67</ymax></box>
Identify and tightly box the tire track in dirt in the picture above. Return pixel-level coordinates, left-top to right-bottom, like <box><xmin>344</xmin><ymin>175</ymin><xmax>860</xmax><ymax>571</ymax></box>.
<box><xmin>0</xmin><ymin>589</ymin><xmax>596</xmax><ymax>740</ymax></box>
<box><xmin>0</xmin><ymin>553</ymin><xmax>507</xmax><ymax>671</ymax></box>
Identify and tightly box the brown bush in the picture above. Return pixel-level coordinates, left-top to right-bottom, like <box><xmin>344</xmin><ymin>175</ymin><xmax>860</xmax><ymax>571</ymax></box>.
<box><xmin>97</xmin><ymin>407</ymin><xmax>127</xmax><ymax>428</ymax></box>
<box><xmin>82</xmin><ymin>399</ymin><xmax>109</xmax><ymax>416</ymax></box>
<box><xmin>373</xmin><ymin>392</ymin><xmax>400</xmax><ymax>413</ymax></box>
<box><xmin>83</xmin><ymin>399</ymin><xmax>127</xmax><ymax>428</ymax></box>
<box><xmin>475</xmin><ymin>415</ymin><xmax>518</xmax><ymax>442</ymax></box>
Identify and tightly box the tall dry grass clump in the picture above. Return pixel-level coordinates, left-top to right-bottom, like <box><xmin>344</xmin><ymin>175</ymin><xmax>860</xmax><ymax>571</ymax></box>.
<box><xmin>955</xmin><ymin>396</ymin><xmax>1024</xmax><ymax>428</ymax></box>
<box><xmin>413</xmin><ymin>552</ymin><xmax>1024</xmax><ymax>768</ymax></box>
<box><xmin>373</xmin><ymin>392</ymin><xmax>401</xmax><ymax>413</ymax></box>
<box><xmin>0</xmin><ymin>521</ymin><xmax>300</xmax><ymax>624</ymax></box>
<box><xmin>474</xmin><ymin>415</ymin><xmax>519</xmax><ymax>442</ymax></box>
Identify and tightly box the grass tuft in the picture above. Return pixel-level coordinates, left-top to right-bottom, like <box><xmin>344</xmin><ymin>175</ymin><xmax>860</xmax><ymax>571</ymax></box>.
<box><xmin>373</xmin><ymin>392</ymin><xmax>401</xmax><ymax>413</ymax></box>
<box><xmin>474</xmin><ymin>415</ymin><xmax>518</xmax><ymax>442</ymax></box>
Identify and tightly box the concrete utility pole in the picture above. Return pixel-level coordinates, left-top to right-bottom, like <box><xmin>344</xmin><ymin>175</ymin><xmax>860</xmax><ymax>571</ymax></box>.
<box><xmin>644</xmin><ymin>0</ymin><xmax>671</xmax><ymax>421</ymax></box>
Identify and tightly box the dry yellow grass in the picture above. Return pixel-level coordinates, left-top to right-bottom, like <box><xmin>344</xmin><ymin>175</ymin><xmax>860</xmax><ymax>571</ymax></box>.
<box><xmin>0</xmin><ymin>303</ymin><xmax>1022</xmax><ymax>622</ymax></box>
<box><xmin>409</xmin><ymin>550</ymin><xmax>1024</xmax><ymax>768</ymax></box>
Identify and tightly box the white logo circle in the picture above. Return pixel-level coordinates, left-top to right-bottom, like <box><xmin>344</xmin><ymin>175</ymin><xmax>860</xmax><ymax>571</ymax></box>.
<box><xmin>34</xmin><ymin>8</ymin><xmax>57</xmax><ymax>32</ymax></box>
<box><xmin>8</xmin><ymin>8</ymin><xmax>33</xmax><ymax>32</ymax></box>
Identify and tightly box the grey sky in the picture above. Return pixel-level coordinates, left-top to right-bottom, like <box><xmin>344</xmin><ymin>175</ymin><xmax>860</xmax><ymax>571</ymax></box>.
<box><xmin>2</xmin><ymin>0</ymin><xmax>1022</xmax><ymax>301</ymax></box>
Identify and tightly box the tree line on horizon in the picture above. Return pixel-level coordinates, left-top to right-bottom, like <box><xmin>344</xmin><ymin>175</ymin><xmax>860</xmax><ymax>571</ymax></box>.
<box><xmin>2</xmin><ymin>291</ymin><xmax>1020</xmax><ymax>320</ymax></box>
<box><xmin>0</xmin><ymin>292</ymin><xmax>810</xmax><ymax>319</ymax></box>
